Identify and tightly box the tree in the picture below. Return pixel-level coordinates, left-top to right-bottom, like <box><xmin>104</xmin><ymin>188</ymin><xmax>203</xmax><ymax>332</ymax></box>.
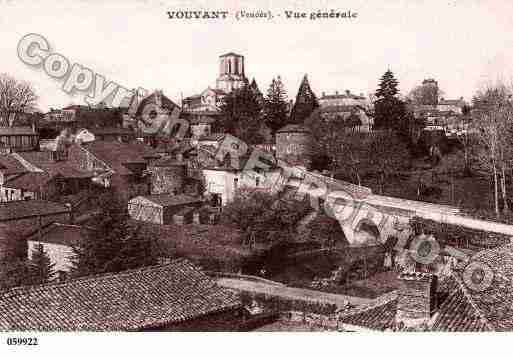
<box><xmin>472</xmin><ymin>82</ymin><xmax>513</xmax><ymax>218</ymax></box>
<box><xmin>262</xmin><ymin>76</ymin><xmax>290</xmax><ymax>134</ymax></box>
<box><xmin>220</xmin><ymin>189</ymin><xmax>311</xmax><ymax>247</ymax></box>
<box><xmin>290</xmin><ymin>74</ymin><xmax>319</xmax><ymax>124</ymax></box>
<box><xmin>71</xmin><ymin>191</ymin><xmax>161</xmax><ymax>277</ymax></box>
<box><xmin>0</xmin><ymin>73</ymin><xmax>38</xmax><ymax>126</ymax></box>
<box><xmin>28</xmin><ymin>243</ymin><xmax>56</xmax><ymax>284</ymax></box>
<box><xmin>374</xmin><ymin>70</ymin><xmax>406</xmax><ymax>130</ymax></box>
<box><xmin>408</xmin><ymin>79</ymin><xmax>442</xmax><ymax>106</ymax></box>
<box><xmin>219</xmin><ymin>81</ymin><xmax>264</xmax><ymax>144</ymax></box>
<box><xmin>366</xmin><ymin>131</ymin><xmax>411</xmax><ymax>194</ymax></box>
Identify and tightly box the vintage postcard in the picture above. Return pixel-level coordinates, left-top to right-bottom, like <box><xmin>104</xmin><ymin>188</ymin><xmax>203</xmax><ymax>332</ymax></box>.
<box><xmin>0</xmin><ymin>0</ymin><xmax>512</xmax><ymax>356</ymax></box>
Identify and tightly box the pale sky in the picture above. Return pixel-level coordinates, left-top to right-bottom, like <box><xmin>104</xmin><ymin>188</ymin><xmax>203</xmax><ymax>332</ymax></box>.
<box><xmin>1</xmin><ymin>0</ymin><xmax>512</xmax><ymax>111</ymax></box>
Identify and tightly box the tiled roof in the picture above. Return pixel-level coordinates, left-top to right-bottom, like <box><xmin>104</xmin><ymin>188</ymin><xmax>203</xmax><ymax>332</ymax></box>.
<box><xmin>4</xmin><ymin>172</ymin><xmax>56</xmax><ymax>191</ymax></box>
<box><xmin>339</xmin><ymin>294</ymin><xmax>398</xmax><ymax>330</ymax></box>
<box><xmin>133</xmin><ymin>194</ymin><xmax>203</xmax><ymax>208</ymax></box>
<box><xmin>134</xmin><ymin>92</ymin><xmax>179</xmax><ymax>117</ymax></box>
<box><xmin>198</xmin><ymin>133</ymin><xmax>226</xmax><ymax>142</ymax></box>
<box><xmin>0</xmin><ymin>154</ymin><xmax>27</xmax><ymax>176</ymax></box>
<box><xmin>276</xmin><ymin>124</ymin><xmax>311</xmax><ymax>134</ymax></box>
<box><xmin>0</xmin><ymin>200</ymin><xmax>69</xmax><ymax>221</ymax></box>
<box><xmin>0</xmin><ymin>126</ymin><xmax>37</xmax><ymax>135</ymax></box>
<box><xmin>82</xmin><ymin>141</ymin><xmax>159</xmax><ymax>174</ymax></box>
<box><xmin>16</xmin><ymin>152</ymin><xmax>94</xmax><ymax>179</ymax></box>
<box><xmin>0</xmin><ymin>259</ymin><xmax>241</xmax><ymax>331</ymax></box>
<box><xmin>439</xmin><ymin>99</ymin><xmax>465</xmax><ymax>106</ymax></box>
<box><xmin>26</xmin><ymin>223</ymin><xmax>92</xmax><ymax>246</ymax></box>
<box><xmin>84</xmin><ymin>127</ymin><xmax>134</xmax><ymax>136</ymax></box>
<box><xmin>219</xmin><ymin>52</ymin><xmax>243</xmax><ymax>58</ymax></box>
<box><xmin>338</xmin><ymin>272</ymin><xmax>495</xmax><ymax>332</ymax></box>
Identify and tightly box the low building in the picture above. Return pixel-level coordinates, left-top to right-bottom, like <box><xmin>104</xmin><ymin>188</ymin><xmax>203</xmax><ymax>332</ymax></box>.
<box><xmin>0</xmin><ymin>126</ymin><xmax>39</xmax><ymax>152</ymax></box>
<box><xmin>0</xmin><ymin>199</ymin><xmax>72</xmax><ymax>236</ymax></box>
<box><xmin>67</xmin><ymin>140</ymin><xmax>159</xmax><ymax>201</ymax></box>
<box><xmin>0</xmin><ymin>259</ymin><xmax>243</xmax><ymax>331</ymax></box>
<box><xmin>76</xmin><ymin>127</ymin><xmax>135</xmax><ymax>143</ymax></box>
<box><xmin>26</xmin><ymin>223</ymin><xmax>91</xmax><ymax>278</ymax></box>
<box><xmin>128</xmin><ymin>194</ymin><xmax>203</xmax><ymax>225</ymax></box>
<box><xmin>319</xmin><ymin>90</ymin><xmax>369</xmax><ymax>108</ymax></box>
<box><xmin>437</xmin><ymin>98</ymin><xmax>467</xmax><ymax>114</ymax></box>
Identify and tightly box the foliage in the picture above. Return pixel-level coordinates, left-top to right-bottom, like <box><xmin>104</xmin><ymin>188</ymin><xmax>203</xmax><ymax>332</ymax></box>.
<box><xmin>219</xmin><ymin>81</ymin><xmax>264</xmax><ymax>144</ymax></box>
<box><xmin>0</xmin><ymin>73</ymin><xmax>38</xmax><ymax>126</ymax></box>
<box><xmin>471</xmin><ymin>82</ymin><xmax>513</xmax><ymax>217</ymax></box>
<box><xmin>262</xmin><ymin>76</ymin><xmax>290</xmax><ymax>134</ymax></box>
<box><xmin>71</xmin><ymin>192</ymin><xmax>161</xmax><ymax>277</ymax></box>
<box><xmin>220</xmin><ymin>189</ymin><xmax>312</xmax><ymax>246</ymax></box>
<box><xmin>409</xmin><ymin>216</ymin><xmax>509</xmax><ymax>249</ymax></box>
<box><xmin>28</xmin><ymin>243</ymin><xmax>56</xmax><ymax>285</ymax></box>
<box><xmin>290</xmin><ymin>74</ymin><xmax>319</xmax><ymax>124</ymax></box>
<box><xmin>407</xmin><ymin>80</ymin><xmax>442</xmax><ymax>106</ymax></box>
<box><xmin>0</xmin><ymin>260</ymin><xmax>32</xmax><ymax>290</ymax></box>
<box><xmin>374</xmin><ymin>70</ymin><xmax>408</xmax><ymax>131</ymax></box>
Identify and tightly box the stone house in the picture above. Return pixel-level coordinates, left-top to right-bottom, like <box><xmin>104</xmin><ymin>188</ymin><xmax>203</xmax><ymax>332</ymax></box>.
<box><xmin>26</xmin><ymin>223</ymin><xmax>92</xmax><ymax>278</ymax></box>
<box><xmin>0</xmin><ymin>126</ymin><xmax>39</xmax><ymax>152</ymax></box>
<box><xmin>67</xmin><ymin>141</ymin><xmax>159</xmax><ymax>202</ymax></box>
<box><xmin>0</xmin><ymin>199</ymin><xmax>72</xmax><ymax>237</ymax></box>
<box><xmin>147</xmin><ymin>157</ymin><xmax>187</xmax><ymax>195</ymax></box>
<box><xmin>128</xmin><ymin>194</ymin><xmax>203</xmax><ymax>225</ymax></box>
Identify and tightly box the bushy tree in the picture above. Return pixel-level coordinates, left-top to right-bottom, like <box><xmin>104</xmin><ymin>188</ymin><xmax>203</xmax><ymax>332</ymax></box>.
<box><xmin>71</xmin><ymin>192</ymin><xmax>161</xmax><ymax>277</ymax></box>
<box><xmin>262</xmin><ymin>76</ymin><xmax>290</xmax><ymax>134</ymax></box>
<box><xmin>374</xmin><ymin>70</ymin><xmax>407</xmax><ymax>130</ymax></box>
<box><xmin>220</xmin><ymin>190</ymin><xmax>311</xmax><ymax>247</ymax></box>
<box><xmin>290</xmin><ymin>74</ymin><xmax>319</xmax><ymax>124</ymax></box>
<box><xmin>219</xmin><ymin>81</ymin><xmax>264</xmax><ymax>144</ymax></box>
<box><xmin>28</xmin><ymin>243</ymin><xmax>56</xmax><ymax>284</ymax></box>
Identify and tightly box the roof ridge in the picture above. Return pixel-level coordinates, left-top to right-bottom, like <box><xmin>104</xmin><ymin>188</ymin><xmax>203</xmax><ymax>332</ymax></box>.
<box><xmin>1</xmin><ymin>258</ymin><xmax>193</xmax><ymax>297</ymax></box>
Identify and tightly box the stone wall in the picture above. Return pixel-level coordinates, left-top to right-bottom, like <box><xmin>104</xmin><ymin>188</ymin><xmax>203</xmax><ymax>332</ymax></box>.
<box><xmin>276</xmin><ymin>132</ymin><xmax>312</xmax><ymax>169</ymax></box>
<box><xmin>149</xmin><ymin>165</ymin><xmax>186</xmax><ymax>195</ymax></box>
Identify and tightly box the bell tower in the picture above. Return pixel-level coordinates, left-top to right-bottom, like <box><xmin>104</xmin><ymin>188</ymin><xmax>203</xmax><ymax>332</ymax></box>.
<box><xmin>216</xmin><ymin>52</ymin><xmax>246</xmax><ymax>93</ymax></box>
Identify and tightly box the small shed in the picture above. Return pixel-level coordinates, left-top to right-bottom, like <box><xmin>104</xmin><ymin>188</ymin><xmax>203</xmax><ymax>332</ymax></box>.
<box><xmin>128</xmin><ymin>194</ymin><xmax>203</xmax><ymax>225</ymax></box>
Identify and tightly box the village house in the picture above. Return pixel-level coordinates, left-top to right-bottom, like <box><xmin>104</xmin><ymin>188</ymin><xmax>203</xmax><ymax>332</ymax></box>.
<box><xmin>0</xmin><ymin>199</ymin><xmax>72</xmax><ymax>237</ymax></box>
<box><xmin>319</xmin><ymin>90</ymin><xmax>370</xmax><ymax>108</ymax></box>
<box><xmin>26</xmin><ymin>223</ymin><xmax>92</xmax><ymax>279</ymax></box>
<box><xmin>128</xmin><ymin>194</ymin><xmax>203</xmax><ymax>225</ymax></box>
<box><xmin>437</xmin><ymin>97</ymin><xmax>467</xmax><ymax>114</ymax></box>
<box><xmin>0</xmin><ymin>259</ymin><xmax>243</xmax><ymax>331</ymax></box>
<box><xmin>0</xmin><ymin>151</ymin><xmax>94</xmax><ymax>202</ymax></box>
<box><xmin>67</xmin><ymin>140</ymin><xmax>160</xmax><ymax>202</ymax></box>
<box><xmin>0</xmin><ymin>125</ymin><xmax>39</xmax><ymax>153</ymax></box>
<box><xmin>75</xmin><ymin>127</ymin><xmax>135</xmax><ymax>143</ymax></box>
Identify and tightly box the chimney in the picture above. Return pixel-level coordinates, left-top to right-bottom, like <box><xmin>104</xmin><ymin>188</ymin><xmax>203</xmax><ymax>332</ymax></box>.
<box><xmin>345</xmin><ymin>90</ymin><xmax>351</xmax><ymax>96</ymax></box>
<box><xmin>395</xmin><ymin>271</ymin><xmax>437</xmax><ymax>329</ymax></box>
<box><xmin>155</xmin><ymin>90</ymin><xmax>162</xmax><ymax>108</ymax></box>
<box><xmin>193</xmin><ymin>212</ymin><xmax>200</xmax><ymax>225</ymax></box>
<box><xmin>335</xmin><ymin>90</ymin><xmax>339</xmax><ymax>95</ymax></box>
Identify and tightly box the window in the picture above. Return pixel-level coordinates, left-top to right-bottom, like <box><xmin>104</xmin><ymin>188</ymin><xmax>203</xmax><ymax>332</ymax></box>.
<box><xmin>255</xmin><ymin>177</ymin><xmax>260</xmax><ymax>187</ymax></box>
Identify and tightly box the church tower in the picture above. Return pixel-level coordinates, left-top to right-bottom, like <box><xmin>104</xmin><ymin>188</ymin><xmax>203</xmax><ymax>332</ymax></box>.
<box><xmin>216</xmin><ymin>52</ymin><xmax>246</xmax><ymax>93</ymax></box>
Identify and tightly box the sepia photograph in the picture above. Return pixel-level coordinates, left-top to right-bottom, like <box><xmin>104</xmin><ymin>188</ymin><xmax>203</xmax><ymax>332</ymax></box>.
<box><xmin>1</xmin><ymin>0</ymin><xmax>513</xmax><ymax>356</ymax></box>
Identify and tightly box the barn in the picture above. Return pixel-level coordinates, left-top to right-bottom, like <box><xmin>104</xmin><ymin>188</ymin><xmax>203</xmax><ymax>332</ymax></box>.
<box><xmin>128</xmin><ymin>194</ymin><xmax>204</xmax><ymax>225</ymax></box>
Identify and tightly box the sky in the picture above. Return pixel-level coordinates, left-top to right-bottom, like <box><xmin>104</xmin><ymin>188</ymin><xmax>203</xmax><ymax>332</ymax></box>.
<box><xmin>1</xmin><ymin>0</ymin><xmax>512</xmax><ymax>111</ymax></box>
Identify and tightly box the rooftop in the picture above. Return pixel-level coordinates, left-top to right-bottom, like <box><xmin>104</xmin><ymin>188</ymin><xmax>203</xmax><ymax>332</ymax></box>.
<box><xmin>0</xmin><ymin>126</ymin><xmax>37</xmax><ymax>136</ymax></box>
<box><xmin>0</xmin><ymin>200</ymin><xmax>69</xmax><ymax>222</ymax></box>
<box><xmin>0</xmin><ymin>259</ymin><xmax>241</xmax><ymax>331</ymax></box>
<box><xmin>219</xmin><ymin>52</ymin><xmax>243</xmax><ymax>58</ymax></box>
<box><xmin>276</xmin><ymin>124</ymin><xmax>311</xmax><ymax>134</ymax></box>
<box><xmin>26</xmin><ymin>223</ymin><xmax>92</xmax><ymax>246</ymax></box>
<box><xmin>132</xmin><ymin>194</ymin><xmax>203</xmax><ymax>207</ymax></box>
